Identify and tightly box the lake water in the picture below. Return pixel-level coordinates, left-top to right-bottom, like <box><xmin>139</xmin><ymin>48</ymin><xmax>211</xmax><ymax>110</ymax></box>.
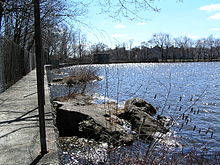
<box><xmin>50</xmin><ymin>62</ymin><xmax>220</xmax><ymax>158</ymax></box>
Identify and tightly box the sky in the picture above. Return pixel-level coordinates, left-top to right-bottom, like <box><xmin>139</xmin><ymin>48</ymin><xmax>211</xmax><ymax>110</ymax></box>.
<box><xmin>79</xmin><ymin>0</ymin><xmax>220</xmax><ymax>48</ymax></box>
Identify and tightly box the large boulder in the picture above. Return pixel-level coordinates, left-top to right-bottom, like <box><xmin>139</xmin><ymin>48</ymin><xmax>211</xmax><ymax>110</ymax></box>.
<box><xmin>124</xmin><ymin>98</ymin><xmax>157</xmax><ymax>116</ymax></box>
<box><xmin>53</xmin><ymin>100</ymin><xmax>134</xmax><ymax>146</ymax></box>
<box><xmin>118</xmin><ymin>98</ymin><xmax>168</xmax><ymax>140</ymax></box>
<box><xmin>52</xmin><ymin>96</ymin><xmax>169</xmax><ymax>146</ymax></box>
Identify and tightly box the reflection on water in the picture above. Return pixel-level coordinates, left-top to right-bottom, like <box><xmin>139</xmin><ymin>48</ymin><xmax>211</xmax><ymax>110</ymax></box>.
<box><xmin>50</xmin><ymin>62</ymin><xmax>220</xmax><ymax>155</ymax></box>
<box><xmin>94</xmin><ymin>62</ymin><xmax>220</xmax><ymax>154</ymax></box>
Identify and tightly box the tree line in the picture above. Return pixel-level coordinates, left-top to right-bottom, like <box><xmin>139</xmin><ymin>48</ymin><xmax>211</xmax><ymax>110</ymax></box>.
<box><xmin>60</xmin><ymin>33</ymin><xmax>220</xmax><ymax>64</ymax></box>
<box><xmin>0</xmin><ymin>0</ymin><xmax>166</xmax><ymax>65</ymax></box>
<box><xmin>1</xmin><ymin>0</ymin><xmax>216</xmax><ymax>64</ymax></box>
<box><xmin>0</xmin><ymin>0</ymin><xmax>87</xmax><ymax>63</ymax></box>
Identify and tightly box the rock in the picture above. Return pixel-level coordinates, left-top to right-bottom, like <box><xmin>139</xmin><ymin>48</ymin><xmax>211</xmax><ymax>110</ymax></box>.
<box><xmin>53</xmin><ymin>101</ymin><xmax>134</xmax><ymax>145</ymax></box>
<box><xmin>52</xmin><ymin>96</ymin><xmax>169</xmax><ymax>146</ymax></box>
<box><xmin>118</xmin><ymin>98</ymin><xmax>168</xmax><ymax>140</ymax></box>
<box><xmin>124</xmin><ymin>98</ymin><xmax>157</xmax><ymax>116</ymax></box>
<box><xmin>157</xmin><ymin>115</ymin><xmax>173</xmax><ymax>127</ymax></box>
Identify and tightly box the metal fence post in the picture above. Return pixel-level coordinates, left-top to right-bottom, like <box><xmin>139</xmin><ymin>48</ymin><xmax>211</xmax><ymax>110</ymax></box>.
<box><xmin>33</xmin><ymin>0</ymin><xmax>47</xmax><ymax>154</ymax></box>
<box><xmin>0</xmin><ymin>38</ymin><xmax>4</xmax><ymax>93</ymax></box>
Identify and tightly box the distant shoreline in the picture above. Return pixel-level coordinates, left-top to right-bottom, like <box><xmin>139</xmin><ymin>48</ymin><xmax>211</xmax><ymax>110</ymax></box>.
<box><xmin>104</xmin><ymin>58</ymin><xmax>220</xmax><ymax>64</ymax></box>
<box><xmin>55</xmin><ymin>58</ymin><xmax>220</xmax><ymax>68</ymax></box>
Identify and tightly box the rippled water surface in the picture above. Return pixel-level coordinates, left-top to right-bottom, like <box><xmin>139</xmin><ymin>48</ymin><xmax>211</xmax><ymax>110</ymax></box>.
<box><xmin>52</xmin><ymin>62</ymin><xmax>220</xmax><ymax>156</ymax></box>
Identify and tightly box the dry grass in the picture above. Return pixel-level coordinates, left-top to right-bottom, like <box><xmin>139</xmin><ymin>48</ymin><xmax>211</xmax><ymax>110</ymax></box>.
<box><xmin>66</xmin><ymin>67</ymin><xmax>100</xmax><ymax>83</ymax></box>
<box><xmin>55</xmin><ymin>93</ymin><xmax>93</xmax><ymax>105</ymax></box>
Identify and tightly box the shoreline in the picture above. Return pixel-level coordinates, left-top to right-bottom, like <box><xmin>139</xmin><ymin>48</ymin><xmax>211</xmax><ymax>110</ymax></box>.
<box><xmin>47</xmin><ymin>64</ymin><xmax>220</xmax><ymax>164</ymax></box>
<box><xmin>56</xmin><ymin>59</ymin><xmax>220</xmax><ymax>68</ymax></box>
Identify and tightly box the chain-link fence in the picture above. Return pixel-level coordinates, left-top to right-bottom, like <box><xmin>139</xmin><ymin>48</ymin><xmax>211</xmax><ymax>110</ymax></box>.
<box><xmin>0</xmin><ymin>37</ymin><xmax>35</xmax><ymax>93</ymax></box>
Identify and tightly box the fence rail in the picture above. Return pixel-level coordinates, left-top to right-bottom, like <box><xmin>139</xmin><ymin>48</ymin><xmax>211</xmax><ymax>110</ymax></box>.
<box><xmin>0</xmin><ymin>37</ymin><xmax>35</xmax><ymax>93</ymax></box>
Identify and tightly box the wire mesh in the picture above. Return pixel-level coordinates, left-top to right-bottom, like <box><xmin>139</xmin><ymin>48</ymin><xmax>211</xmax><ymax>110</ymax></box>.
<box><xmin>0</xmin><ymin>37</ymin><xmax>35</xmax><ymax>93</ymax></box>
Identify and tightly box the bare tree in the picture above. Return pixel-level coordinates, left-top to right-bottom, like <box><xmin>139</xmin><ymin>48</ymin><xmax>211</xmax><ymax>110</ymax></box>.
<box><xmin>76</xmin><ymin>30</ymin><xmax>87</xmax><ymax>63</ymax></box>
<box><xmin>195</xmin><ymin>39</ymin><xmax>207</xmax><ymax>60</ymax></box>
<box><xmin>206</xmin><ymin>35</ymin><xmax>215</xmax><ymax>60</ymax></box>
<box><xmin>148</xmin><ymin>33</ymin><xmax>171</xmax><ymax>61</ymax></box>
<box><xmin>90</xmin><ymin>42</ymin><xmax>109</xmax><ymax>54</ymax></box>
<box><xmin>1</xmin><ymin>0</ymin><xmax>87</xmax><ymax>50</ymax></box>
<box><xmin>213</xmin><ymin>38</ymin><xmax>220</xmax><ymax>59</ymax></box>
<box><xmin>128</xmin><ymin>39</ymin><xmax>134</xmax><ymax>61</ymax></box>
<box><xmin>174</xmin><ymin>36</ymin><xmax>192</xmax><ymax>60</ymax></box>
<box><xmin>98</xmin><ymin>0</ymin><xmax>160</xmax><ymax>21</ymax></box>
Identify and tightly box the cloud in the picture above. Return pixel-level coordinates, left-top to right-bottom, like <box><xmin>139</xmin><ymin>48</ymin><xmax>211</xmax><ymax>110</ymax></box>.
<box><xmin>209</xmin><ymin>13</ymin><xmax>220</xmax><ymax>19</ymax></box>
<box><xmin>136</xmin><ymin>22</ymin><xmax>147</xmax><ymax>26</ymax></box>
<box><xmin>114</xmin><ymin>24</ymin><xmax>126</xmax><ymax>29</ymax></box>
<box><xmin>210</xmin><ymin>27</ymin><xmax>220</xmax><ymax>31</ymax></box>
<box><xmin>111</xmin><ymin>33</ymin><xmax>128</xmax><ymax>38</ymax></box>
<box><xmin>199</xmin><ymin>4</ymin><xmax>220</xmax><ymax>11</ymax></box>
